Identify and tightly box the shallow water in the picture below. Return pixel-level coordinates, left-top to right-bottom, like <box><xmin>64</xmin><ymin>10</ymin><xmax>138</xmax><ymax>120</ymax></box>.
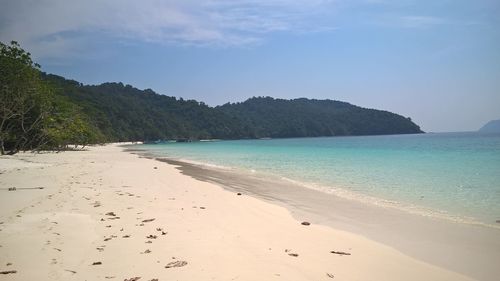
<box><xmin>139</xmin><ymin>132</ymin><xmax>500</xmax><ymax>225</ymax></box>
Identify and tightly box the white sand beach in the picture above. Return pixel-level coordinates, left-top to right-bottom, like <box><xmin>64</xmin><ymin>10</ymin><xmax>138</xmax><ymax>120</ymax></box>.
<box><xmin>0</xmin><ymin>144</ymin><xmax>478</xmax><ymax>280</ymax></box>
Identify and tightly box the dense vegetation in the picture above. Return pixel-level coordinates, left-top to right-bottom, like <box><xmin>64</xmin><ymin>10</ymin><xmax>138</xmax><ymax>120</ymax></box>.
<box><xmin>43</xmin><ymin>74</ymin><xmax>245</xmax><ymax>141</ymax></box>
<box><xmin>44</xmin><ymin>74</ymin><xmax>422</xmax><ymax>141</ymax></box>
<box><xmin>0</xmin><ymin>41</ymin><xmax>102</xmax><ymax>154</ymax></box>
<box><xmin>219</xmin><ymin>97</ymin><xmax>422</xmax><ymax>137</ymax></box>
<box><xmin>1</xmin><ymin>41</ymin><xmax>422</xmax><ymax>154</ymax></box>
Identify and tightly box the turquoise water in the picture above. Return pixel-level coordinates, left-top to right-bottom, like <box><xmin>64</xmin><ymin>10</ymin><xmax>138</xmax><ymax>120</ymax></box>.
<box><xmin>140</xmin><ymin>132</ymin><xmax>500</xmax><ymax>225</ymax></box>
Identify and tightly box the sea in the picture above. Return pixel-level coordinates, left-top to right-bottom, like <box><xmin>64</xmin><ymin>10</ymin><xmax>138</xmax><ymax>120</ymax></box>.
<box><xmin>139</xmin><ymin>132</ymin><xmax>500</xmax><ymax>227</ymax></box>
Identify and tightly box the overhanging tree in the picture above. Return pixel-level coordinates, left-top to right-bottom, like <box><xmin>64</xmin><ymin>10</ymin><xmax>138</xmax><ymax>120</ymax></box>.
<box><xmin>0</xmin><ymin>41</ymin><xmax>52</xmax><ymax>154</ymax></box>
<box><xmin>1</xmin><ymin>41</ymin><xmax>102</xmax><ymax>154</ymax></box>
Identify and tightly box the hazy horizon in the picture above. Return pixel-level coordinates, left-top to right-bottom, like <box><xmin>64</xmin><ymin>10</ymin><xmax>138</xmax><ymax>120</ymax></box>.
<box><xmin>1</xmin><ymin>0</ymin><xmax>499</xmax><ymax>132</ymax></box>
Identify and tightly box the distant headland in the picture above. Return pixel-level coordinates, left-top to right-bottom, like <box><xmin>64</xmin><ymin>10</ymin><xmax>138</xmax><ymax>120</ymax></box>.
<box><xmin>479</xmin><ymin>119</ymin><xmax>500</xmax><ymax>133</ymax></box>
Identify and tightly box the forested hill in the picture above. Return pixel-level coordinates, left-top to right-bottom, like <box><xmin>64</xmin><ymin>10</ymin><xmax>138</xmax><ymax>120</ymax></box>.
<box><xmin>218</xmin><ymin>97</ymin><xmax>422</xmax><ymax>137</ymax></box>
<box><xmin>43</xmin><ymin>73</ymin><xmax>423</xmax><ymax>141</ymax></box>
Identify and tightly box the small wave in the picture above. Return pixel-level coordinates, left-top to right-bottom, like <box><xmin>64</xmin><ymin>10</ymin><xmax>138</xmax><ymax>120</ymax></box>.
<box><xmin>175</xmin><ymin>158</ymin><xmax>234</xmax><ymax>171</ymax></box>
<box><xmin>277</xmin><ymin>175</ymin><xmax>500</xmax><ymax>229</ymax></box>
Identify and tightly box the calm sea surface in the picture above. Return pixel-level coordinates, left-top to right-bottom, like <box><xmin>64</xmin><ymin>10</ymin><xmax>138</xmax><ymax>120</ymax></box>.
<box><xmin>139</xmin><ymin>132</ymin><xmax>500</xmax><ymax>226</ymax></box>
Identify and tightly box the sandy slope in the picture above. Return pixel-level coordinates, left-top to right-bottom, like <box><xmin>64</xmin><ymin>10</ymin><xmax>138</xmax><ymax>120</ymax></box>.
<box><xmin>0</xmin><ymin>144</ymin><xmax>473</xmax><ymax>281</ymax></box>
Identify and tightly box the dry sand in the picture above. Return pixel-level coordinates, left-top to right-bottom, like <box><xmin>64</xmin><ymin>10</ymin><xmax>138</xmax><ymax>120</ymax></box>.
<box><xmin>0</xmin><ymin>144</ymin><xmax>476</xmax><ymax>280</ymax></box>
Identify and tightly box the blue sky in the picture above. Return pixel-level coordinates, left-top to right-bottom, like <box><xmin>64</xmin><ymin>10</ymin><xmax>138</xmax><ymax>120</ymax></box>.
<box><xmin>1</xmin><ymin>0</ymin><xmax>499</xmax><ymax>132</ymax></box>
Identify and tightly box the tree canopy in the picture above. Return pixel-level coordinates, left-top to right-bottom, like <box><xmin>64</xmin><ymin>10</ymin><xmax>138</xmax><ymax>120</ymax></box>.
<box><xmin>0</xmin><ymin>41</ymin><xmax>101</xmax><ymax>154</ymax></box>
<box><xmin>43</xmin><ymin>74</ymin><xmax>422</xmax><ymax>142</ymax></box>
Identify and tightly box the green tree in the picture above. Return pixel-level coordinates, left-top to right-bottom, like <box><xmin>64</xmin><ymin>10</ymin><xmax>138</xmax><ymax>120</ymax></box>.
<box><xmin>1</xmin><ymin>41</ymin><xmax>103</xmax><ymax>154</ymax></box>
<box><xmin>0</xmin><ymin>41</ymin><xmax>52</xmax><ymax>154</ymax></box>
<box><xmin>43</xmin><ymin>97</ymin><xmax>103</xmax><ymax>150</ymax></box>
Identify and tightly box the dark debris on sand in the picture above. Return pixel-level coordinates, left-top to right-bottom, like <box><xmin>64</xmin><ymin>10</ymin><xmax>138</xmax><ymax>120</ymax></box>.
<box><xmin>330</xmin><ymin>250</ymin><xmax>351</xmax><ymax>256</ymax></box>
<box><xmin>165</xmin><ymin>260</ymin><xmax>188</xmax><ymax>268</ymax></box>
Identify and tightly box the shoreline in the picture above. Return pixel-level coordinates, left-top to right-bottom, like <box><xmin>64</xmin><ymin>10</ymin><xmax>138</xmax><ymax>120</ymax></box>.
<box><xmin>145</xmin><ymin>150</ymin><xmax>500</xmax><ymax>230</ymax></box>
<box><xmin>0</xmin><ymin>144</ymin><xmax>492</xmax><ymax>280</ymax></box>
<box><xmin>130</xmin><ymin>148</ymin><xmax>500</xmax><ymax>281</ymax></box>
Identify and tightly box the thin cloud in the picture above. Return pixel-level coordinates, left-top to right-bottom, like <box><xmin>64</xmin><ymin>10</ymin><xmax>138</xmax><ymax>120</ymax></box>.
<box><xmin>399</xmin><ymin>16</ymin><xmax>448</xmax><ymax>28</ymax></box>
<box><xmin>0</xmin><ymin>0</ymin><xmax>337</xmax><ymax>58</ymax></box>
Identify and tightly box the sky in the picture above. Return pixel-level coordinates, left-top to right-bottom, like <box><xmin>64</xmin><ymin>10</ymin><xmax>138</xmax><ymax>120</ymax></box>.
<box><xmin>1</xmin><ymin>0</ymin><xmax>499</xmax><ymax>132</ymax></box>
